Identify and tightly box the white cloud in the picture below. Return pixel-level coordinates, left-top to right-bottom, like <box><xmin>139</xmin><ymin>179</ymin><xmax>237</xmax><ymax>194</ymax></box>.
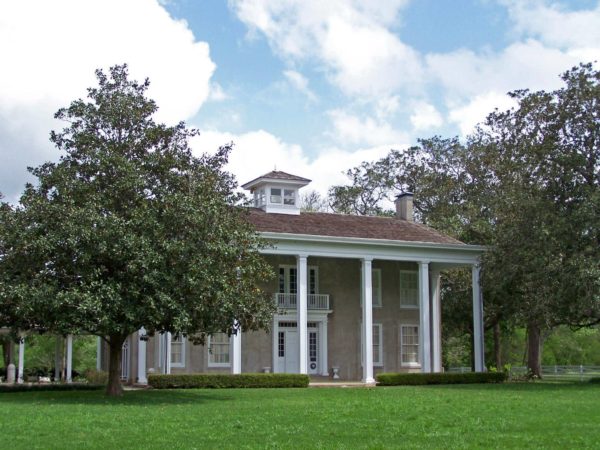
<box><xmin>191</xmin><ymin>128</ymin><xmax>395</xmax><ymax>196</ymax></box>
<box><xmin>427</xmin><ymin>39</ymin><xmax>588</xmax><ymax>135</ymax></box>
<box><xmin>232</xmin><ymin>0</ymin><xmax>600</xmax><ymax>141</ymax></box>
<box><xmin>208</xmin><ymin>82</ymin><xmax>230</xmax><ymax>102</ymax></box>
<box><xmin>409</xmin><ymin>101</ymin><xmax>444</xmax><ymax>131</ymax></box>
<box><xmin>503</xmin><ymin>0</ymin><xmax>600</xmax><ymax>50</ymax></box>
<box><xmin>0</xmin><ymin>0</ymin><xmax>217</xmax><ymax>201</ymax></box>
<box><xmin>448</xmin><ymin>92</ymin><xmax>517</xmax><ymax>136</ymax></box>
<box><xmin>230</xmin><ymin>0</ymin><xmax>420</xmax><ymax>98</ymax></box>
<box><xmin>283</xmin><ymin>70</ymin><xmax>317</xmax><ymax>101</ymax></box>
<box><xmin>327</xmin><ymin>110</ymin><xmax>408</xmax><ymax>147</ymax></box>
<box><xmin>374</xmin><ymin>96</ymin><xmax>401</xmax><ymax>119</ymax></box>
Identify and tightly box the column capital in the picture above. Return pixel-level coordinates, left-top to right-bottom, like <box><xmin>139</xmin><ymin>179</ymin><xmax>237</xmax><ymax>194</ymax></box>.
<box><xmin>296</xmin><ymin>253</ymin><xmax>309</xmax><ymax>261</ymax></box>
<box><xmin>361</xmin><ymin>256</ymin><xmax>373</xmax><ymax>263</ymax></box>
<box><xmin>418</xmin><ymin>260</ymin><xmax>430</xmax><ymax>267</ymax></box>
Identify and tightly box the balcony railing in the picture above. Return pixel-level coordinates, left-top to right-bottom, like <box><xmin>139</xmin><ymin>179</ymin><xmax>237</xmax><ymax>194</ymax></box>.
<box><xmin>274</xmin><ymin>293</ymin><xmax>330</xmax><ymax>310</ymax></box>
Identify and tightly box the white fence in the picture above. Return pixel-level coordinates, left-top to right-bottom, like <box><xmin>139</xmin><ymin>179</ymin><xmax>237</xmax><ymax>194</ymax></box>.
<box><xmin>449</xmin><ymin>365</ymin><xmax>600</xmax><ymax>381</ymax></box>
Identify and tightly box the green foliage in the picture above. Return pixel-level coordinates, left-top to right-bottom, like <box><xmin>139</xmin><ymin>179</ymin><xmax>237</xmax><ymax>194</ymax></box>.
<box><xmin>9</xmin><ymin>335</ymin><xmax>98</xmax><ymax>373</ymax></box>
<box><xmin>376</xmin><ymin>371</ymin><xmax>507</xmax><ymax>386</ymax></box>
<box><xmin>0</xmin><ymin>64</ymin><xmax>275</xmax><ymax>395</ymax></box>
<box><xmin>148</xmin><ymin>373</ymin><xmax>309</xmax><ymax>389</ymax></box>
<box><xmin>542</xmin><ymin>326</ymin><xmax>600</xmax><ymax>365</ymax></box>
<box><xmin>83</xmin><ymin>369</ymin><xmax>108</xmax><ymax>385</ymax></box>
<box><xmin>329</xmin><ymin>63</ymin><xmax>600</xmax><ymax>377</ymax></box>
<box><xmin>589</xmin><ymin>377</ymin><xmax>600</xmax><ymax>384</ymax></box>
<box><xmin>0</xmin><ymin>383</ymin><xmax>104</xmax><ymax>393</ymax></box>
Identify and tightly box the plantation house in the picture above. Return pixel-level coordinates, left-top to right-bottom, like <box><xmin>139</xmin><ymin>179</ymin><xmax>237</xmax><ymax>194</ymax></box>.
<box><xmin>96</xmin><ymin>171</ymin><xmax>484</xmax><ymax>384</ymax></box>
<box><xmin>7</xmin><ymin>170</ymin><xmax>484</xmax><ymax>384</ymax></box>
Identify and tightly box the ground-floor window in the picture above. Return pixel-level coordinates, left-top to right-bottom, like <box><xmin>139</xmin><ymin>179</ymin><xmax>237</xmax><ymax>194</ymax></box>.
<box><xmin>208</xmin><ymin>333</ymin><xmax>231</xmax><ymax>367</ymax></box>
<box><xmin>373</xmin><ymin>324</ymin><xmax>383</xmax><ymax>366</ymax></box>
<box><xmin>361</xmin><ymin>323</ymin><xmax>384</xmax><ymax>366</ymax></box>
<box><xmin>170</xmin><ymin>334</ymin><xmax>185</xmax><ymax>368</ymax></box>
<box><xmin>400</xmin><ymin>325</ymin><xmax>419</xmax><ymax>367</ymax></box>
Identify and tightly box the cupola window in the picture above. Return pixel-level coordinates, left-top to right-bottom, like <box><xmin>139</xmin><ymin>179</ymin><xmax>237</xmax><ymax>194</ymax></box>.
<box><xmin>270</xmin><ymin>188</ymin><xmax>282</xmax><ymax>203</ymax></box>
<box><xmin>283</xmin><ymin>189</ymin><xmax>296</xmax><ymax>205</ymax></box>
<box><xmin>254</xmin><ymin>189</ymin><xmax>266</xmax><ymax>207</ymax></box>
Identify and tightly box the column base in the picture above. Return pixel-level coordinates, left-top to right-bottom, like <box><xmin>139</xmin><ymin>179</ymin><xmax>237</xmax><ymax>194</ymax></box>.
<box><xmin>362</xmin><ymin>377</ymin><xmax>376</xmax><ymax>385</ymax></box>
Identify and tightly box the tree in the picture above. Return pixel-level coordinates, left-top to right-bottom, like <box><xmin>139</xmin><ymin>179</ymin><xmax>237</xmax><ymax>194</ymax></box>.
<box><xmin>329</xmin><ymin>63</ymin><xmax>600</xmax><ymax>377</ymax></box>
<box><xmin>300</xmin><ymin>190</ymin><xmax>329</xmax><ymax>212</ymax></box>
<box><xmin>0</xmin><ymin>65</ymin><xmax>275</xmax><ymax>396</ymax></box>
<box><xmin>477</xmin><ymin>63</ymin><xmax>600</xmax><ymax>376</ymax></box>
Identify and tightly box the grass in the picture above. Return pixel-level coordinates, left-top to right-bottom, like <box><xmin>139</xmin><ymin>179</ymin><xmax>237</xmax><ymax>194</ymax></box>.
<box><xmin>1</xmin><ymin>383</ymin><xmax>599</xmax><ymax>449</ymax></box>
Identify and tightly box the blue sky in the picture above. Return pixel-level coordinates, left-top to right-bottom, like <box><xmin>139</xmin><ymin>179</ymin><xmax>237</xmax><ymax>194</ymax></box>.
<box><xmin>1</xmin><ymin>0</ymin><xmax>599</xmax><ymax>200</ymax></box>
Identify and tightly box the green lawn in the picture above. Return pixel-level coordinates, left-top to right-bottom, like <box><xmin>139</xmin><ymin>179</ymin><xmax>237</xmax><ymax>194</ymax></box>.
<box><xmin>1</xmin><ymin>383</ymin><xmax>599</xmax><ymax>449</ymax></box>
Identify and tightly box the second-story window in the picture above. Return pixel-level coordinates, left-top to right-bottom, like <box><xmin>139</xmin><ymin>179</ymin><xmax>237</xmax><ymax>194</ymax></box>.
<box><xmin>270</xmin><ymin>188</ymin><xmax>282</xmax><ymax>203</ymax></box>
<box><xmin>283</xmin><ymin>189</ymin><xmax>296</xmax><ymax>205</ymax></box>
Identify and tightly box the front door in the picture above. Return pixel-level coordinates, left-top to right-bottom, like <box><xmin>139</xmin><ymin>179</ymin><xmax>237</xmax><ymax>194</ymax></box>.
<box><xmin>277</xmin><ymin>321</ymin><xmax>320</xmax><ymax>374</ymax></box>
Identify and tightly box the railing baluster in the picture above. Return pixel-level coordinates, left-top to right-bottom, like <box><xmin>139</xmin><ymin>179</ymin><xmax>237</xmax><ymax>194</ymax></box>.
<box><xmin>275</xmin><ymin>293</ymin><xmax>329</xmax><ymax>310</ymax></box>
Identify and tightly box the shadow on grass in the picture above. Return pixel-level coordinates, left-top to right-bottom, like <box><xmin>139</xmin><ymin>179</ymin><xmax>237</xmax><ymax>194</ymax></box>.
<box><xmin>0</xmin><ymin>388</ymin><xmax>235</xmax><ymax>406</ymax></box>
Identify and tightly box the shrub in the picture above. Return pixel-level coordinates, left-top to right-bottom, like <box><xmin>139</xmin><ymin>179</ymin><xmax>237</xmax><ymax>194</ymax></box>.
<box><xmin>148</xmin><ymin>373</ymin><xmax>309</xmax><ymax>389</ymax></box>
<box><xmin>0</xmin><ymin>383</ymin><xmax>105</xmax><ymax>393</ymax></box>
<box><xmin>83</xmin><ymin>369</ymin><xmax>108</xmax><ymax>385</ymax></box>
<box><xmin>376</xmin><ymin>371</ymin><xmax>507</xmax><ymax>386</ymax></box>
<box><xmin>589</xmin><ymin>377</ymin><xmax>600</xmax><ymax>384</ymax></box>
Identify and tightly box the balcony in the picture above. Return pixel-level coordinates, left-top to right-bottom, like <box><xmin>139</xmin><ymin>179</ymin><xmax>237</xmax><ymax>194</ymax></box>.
<box><xmin>274</xmin><ymin>293</ymin><xmax>330</xmax><ymax>310</ymax></box>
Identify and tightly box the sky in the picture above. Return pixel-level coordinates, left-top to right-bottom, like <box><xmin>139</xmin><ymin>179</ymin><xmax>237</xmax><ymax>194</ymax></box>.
<box><xmin>1</xmin><ymin>0</ymin><xmax>600</xmax><ymax>203</ymax></box>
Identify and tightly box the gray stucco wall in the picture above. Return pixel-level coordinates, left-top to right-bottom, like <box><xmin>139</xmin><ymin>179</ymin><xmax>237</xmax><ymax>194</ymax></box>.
<box><xmin>112</xmin><ymin>255</ymin><xmax>432</xmax><ymax>382</ymax></box>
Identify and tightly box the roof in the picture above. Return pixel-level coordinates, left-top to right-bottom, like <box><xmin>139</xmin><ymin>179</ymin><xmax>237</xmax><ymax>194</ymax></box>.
<box><xmin>241</xmin><ymin>171</ymin><xmax>311</xmax><ymax>190</ymax></box>
<box><xmin>246</xmin><ymin>209</ymin><xmax>464</xmax><ymax>245</ymax></box>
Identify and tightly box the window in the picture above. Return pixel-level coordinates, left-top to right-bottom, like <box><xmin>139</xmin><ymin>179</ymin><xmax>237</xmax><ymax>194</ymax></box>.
<box><xmin>170</xmin><ymin>334</ymin><xmax>185</xmax><ymax>368</ymax></box>
<box><xmin>208</xmin><ymin>333</ymin><xmax>231</xmax><ymax>367</ymax></box>
<box><xmin>283</xmin><ymin>189</ymin><xmax>296</xmax><ymax>205</ymax></box>
<box><xmin>255</xmin><ymin>188</ymin><xmax>266</xmax><ymax>207</ymax></box>
<box><xmin>372</xmin><ymin>269</ymin><xmax>382</xmax><ymax>307</ymax></box>
<box><xmin>270</xmin><ymin>188</ymin><xmax>282</xmax><ymax>204</ymax></box>
<box><xmin>360</xmin><ymin>323</ymin><xmax>383</xmax><ymax>367</ymax></box>
<box><xmin>309</xmin><ymin>267</ymin><xmax>318</xmax><ymax>295</ymax></box>
<box><xmin>399</xmin><ymin>270</ymin><xmax>419</xmax><ymax>308</ymax></box>
<box><xmin>400</xmin><ymin>325</ymin><xmax>419</xmax><ymax>367</ymax></box>
<box><xmin>279</xmin><ymin>266</ymin><xmax>297</xmax><ymax>294</ymax></box>
<box><xmin>278</xmin><ymin>331</ymin><xmax>285</xmax><ymax>357</ymax></box>
<box><xmin>373</xmin><ymin>324</ymin><xmax>383</xmax><ymax>366</ymax></box>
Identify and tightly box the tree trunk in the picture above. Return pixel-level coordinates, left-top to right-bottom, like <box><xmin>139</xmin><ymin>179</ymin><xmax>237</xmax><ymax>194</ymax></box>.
<box><xmin>526</xmin><ymin>322</ymin><xmax>542</xmax><ymax>379</ymax></box>
<box><xmin>493</xmin><ymin>321</ymin><xmax>502</xmax><ymax>370</ymax></box>
<box><xmin>106</xmin><ymin>335</ymin><xmax>125</xmax><ymax>397</ymax></box>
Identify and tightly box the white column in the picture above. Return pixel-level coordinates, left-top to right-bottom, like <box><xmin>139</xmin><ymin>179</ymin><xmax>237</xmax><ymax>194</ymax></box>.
<box><xmin>361</xmin><ymin>258</ymin><xmax>375</xmax><ymax>384</ymax></box>
<box><xmin>55</xmin><ymin>337</ymin><xmax>62</xmax><ymax>380</ymax></box>
<box><xmin>272</xmin><ymin>319</ymin><xmax>279</xmax><ymax>373</ymax></box>
<box><xmin>418</xmin><ymin>262</ymin><xmax>431</xmax><ymax>373</ymax></box>
<box><xmin>297</xmin><ymin>254</ymin><xmax>308</xmax><ymax>374</ymax></box>
<box><xmin>232</xmin><ymin>321</ymin><xmax>242</xmax><ymax>374</ymax></box>
<box><xmin>165</xmin><ymin>332</ymin><xmax>172</xmax><ymax>374</ymax></box>
<box><xmin>137</xmin><ymin>328</ymin><xmax>147</xmax><ymax>384</ymax></box>
<box><xmin>472</xmin><ymin>264</ymin><xmax>485</xmax><ymax>372</ymax></box>
<box><xmin>320</xmin><ymin>320</ymin><xmax>328</xmax><ymax>376</ymax></box>
<box><xmin>17</xmin><ymin>337</ymin><xmax>25</xmax><ymax>384</ymax></box>
<box><xmin>96</xmin><ymin>337</ymin><xmax>102</xmax><ymax>371</ymax></box>
<box><xmin>430</xmin><ymin>271</ymin><xmax>442</xmax><ymax>372</ymax></box>
<box><xmin>66</xmin><ymin>335</ymin><xmax>73</xmax><ymax>383</ymax></box>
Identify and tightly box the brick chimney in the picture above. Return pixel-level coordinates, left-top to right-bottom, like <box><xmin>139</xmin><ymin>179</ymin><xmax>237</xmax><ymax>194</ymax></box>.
<box><xmin>395</xmin><ymin>193</ymin><xmax>414</xmax><ymax>221</ymax></box>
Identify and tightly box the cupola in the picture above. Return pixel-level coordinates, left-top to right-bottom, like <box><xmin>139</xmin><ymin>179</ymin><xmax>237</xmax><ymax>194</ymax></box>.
<box><xmin>242</xmin><ymin>170</ymin><xmax>311</xmax><ymax>215</ymax></box>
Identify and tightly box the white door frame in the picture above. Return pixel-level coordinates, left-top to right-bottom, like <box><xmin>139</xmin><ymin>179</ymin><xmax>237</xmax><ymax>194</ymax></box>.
<box><xmin>272</xmin><ymin>313</ymin><xmax>329</xmax><ymax>376</ymax></box>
